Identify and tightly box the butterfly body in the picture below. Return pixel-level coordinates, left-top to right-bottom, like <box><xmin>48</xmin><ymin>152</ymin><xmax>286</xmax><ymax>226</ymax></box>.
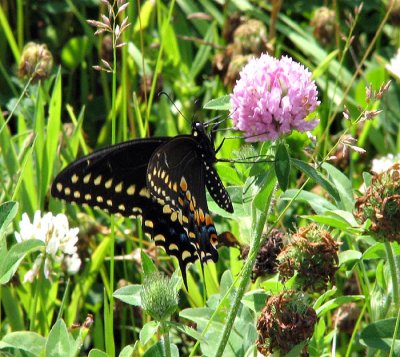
<box><xmin>51</xmin><ymin>121</ymin><xmax>233</xmax><ymax>287</ymax></box>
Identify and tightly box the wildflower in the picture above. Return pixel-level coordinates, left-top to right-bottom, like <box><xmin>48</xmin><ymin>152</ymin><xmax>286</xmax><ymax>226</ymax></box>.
<box><xmin>278</xmin><ymin>225</ymin><xmax>339</xmax><ymax>292</ymax></box>
<box><xmin>386</xmin><ymin>49</ymin><xmax>400</xmax><ymax>80</ymax></box>
<box><xmin>371</xmin><ymin>153</ymin><xmax>400</xmax><ymax>174</ymax></box>
<box><xmin>240</xmin><ymin>229</ymin><xmax>284</xmax><ymax>282</ymax></box>
<box><xmin>233</xmin><ymin>19</ymin><xmax>268</xmax><ymax>56</ymax></box>
<box><xmin>310</xmin><ymin>7</ymin><xmax>336</xmax><ymax>47</ymax></box>
<box><xmin>256</xmin><ymin>291</ymin><xmax>317</xmax><ymax>355</ymax></box>
<box><xmin>141</xmin><ymin>272</ymin><xmax>179</xmax><ymax>322</ymax></box>
<box><xmin>355</xmin><ymin>163</ymin><xmax>400</xmax><ymax>243</ymax></box>
<box><xmin>18</xmin><ymin>42</ymin><xmax>53</xmax><ymax>82</ymax></box>
<box><xmin>230</xmin><ymin>54</ymin><xmax>320</xmax><ymax>141</ymax></box>
<box><xmin>15</xmin><ymin>211</ymin><xmax>81</xmax><ymax>282</ymax></box>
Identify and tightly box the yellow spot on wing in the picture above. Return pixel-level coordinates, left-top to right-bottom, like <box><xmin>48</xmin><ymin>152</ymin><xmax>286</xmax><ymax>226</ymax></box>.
<box><xmin>127</xmin><ymin>185</ymin><xmax>136</xmax><ymax>195</ymax></box>
<box><xmin>180</xmin><ymin>177</ymin><xmax>188</xmax><ymax>191</ymax></box>
<box><xmin>182</xmin><ymin>250</ymin><xmax>192</xmax><ymax>261</ymax></box>
<box><xmin>139</xmin><ymin>188</ymin><xmax>150</xmax><ymax>198</ymax></box>
<box><xmin>94</xmin><ymin>175</ymin><xmax>102</xmax><ymax>185</ymax></box>
<box><xmin>169</xmin><ymin>243</ymin><xmax>179</xmax><ymax>251</ymax></box>
<box><xmin>56</xmin><ymin>183</ymin><xmax>63</xmax><ymax>192</ymax></box>
<box><xmin>83</xmin><ymin>173</ymin><xmax>91</xmax><ymax>183</ymax></box>
<box><xmin>163</xmin><ymin>205</ymin><xmax>172</xmax><ymax>214</ymax></box>
<box><xmin>71</xmin><ymin>174</ymin><xmax>79</xmax><ymax>183</ymax></box>
<box><xmin>154</xmin><ymin>234</ymin><xmax>165</xmax><ymax>242</ymax></box>
<box><xmin>115</xmin><ymin>182</ymin><xmax>123</xmax><ymax>193</ymax></box>
<box><xmin>105</xmin><ymin>178</ymin><xmax>113</xmax><ymax>189</ymax></box>
<box><xmin>145</xmin><ymin>220</ymin><xmax>154</xmax><ymax>228</ymax></box>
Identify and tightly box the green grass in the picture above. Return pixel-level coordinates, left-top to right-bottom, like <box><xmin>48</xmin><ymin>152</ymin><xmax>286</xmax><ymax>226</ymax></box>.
<box><xmin>1</xmin><ymin>0</ymin><xmax>400</xmax><ymax>356</ymax></box>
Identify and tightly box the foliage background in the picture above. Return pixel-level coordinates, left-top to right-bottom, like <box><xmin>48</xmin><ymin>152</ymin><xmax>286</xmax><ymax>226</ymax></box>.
<box><xmin>0</xmin><ymin>0</ymin><xmax>400</xmax><ymax>356</ymax></box>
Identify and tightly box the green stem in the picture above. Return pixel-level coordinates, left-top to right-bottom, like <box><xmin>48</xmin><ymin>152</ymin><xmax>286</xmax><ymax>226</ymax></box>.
<box><xmin>389</xmin><ymin>307</ymin><xmax>400</xmax><ymax>357</ymax></box>
<box><xmin>385</xmin><ymin>241</ymin><xmax>399</xmax><ymax>310</ymax></box>
<box><xmin>215</xmin><ymin>209</ymin><xmax>268</xmax><ymax>356</ymax></box>
<box><xmin>161</xmin><ymin>321</ymin><xmax>172</xmax><ymax>357</ymax></box>
<box><xmin>105</xmin><ymin>4</ymin><xmax>118</xmax><ymax>356</ymax></box>
<box><xmin>344</xmin><ymin>299</ymin><xmax>368</xmax><ymax>357</ymax></box>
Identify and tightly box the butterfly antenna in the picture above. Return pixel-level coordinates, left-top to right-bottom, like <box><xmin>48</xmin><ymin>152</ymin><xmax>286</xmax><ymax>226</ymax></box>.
<box><xmin>158</xmin><ymin>91</ymin><xmax>189</xmax><ymax>123</ymax></box>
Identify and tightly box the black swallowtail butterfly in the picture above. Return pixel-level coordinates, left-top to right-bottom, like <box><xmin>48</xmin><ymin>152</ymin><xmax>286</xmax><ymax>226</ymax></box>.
<box><xmin>51</xmin><ymin>121</ymin><xmax>234</xmax><ymax>288</ymax></box>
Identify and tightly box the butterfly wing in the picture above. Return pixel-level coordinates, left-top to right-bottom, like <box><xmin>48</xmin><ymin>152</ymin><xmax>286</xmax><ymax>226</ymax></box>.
<box><xmin>146</xmin><ymin>136</ymin><xmax>219</xmax><ymax>266</ymax></box>
<box><xmin>205</xmin><ymin>166</ymin><xmax>233</xmax><ymax>213</ymax></box>
<box><xmin>51</xmin><ymin>138</ymin><xmax>169</xmax><ymax>217</ymax></box>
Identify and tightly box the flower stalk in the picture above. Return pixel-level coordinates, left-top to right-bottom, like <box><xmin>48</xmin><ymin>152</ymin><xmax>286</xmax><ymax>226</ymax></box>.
<box><xmin>385</xmin><ymin>241</ymin><xmax>400</xmax><ymax>310</ymax></box>
<box><xmin>215</xmin><ymin>177</ymin><xmax>278</xmax><ymax>355</ymax></box>
<box><xmin>215</xmin><ymin>209</ymin><xmax>268</xmax><ymax>356</ymax></box>
<box><xmin>161</xmin><ymin>321</ymin><xmax>172</xmax><ymax>357</ymax></box>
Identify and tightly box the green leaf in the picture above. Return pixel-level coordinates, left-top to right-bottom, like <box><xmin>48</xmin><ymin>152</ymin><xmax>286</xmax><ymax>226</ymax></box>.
<box><xmin>313</xmin><ymin>289</ymin><xmax>337</xmax><ymax>310</ymax></box>
<box><xmin>0</xmin><ymin>239</ymin><xmax>44</xmax><ymax>284</ymax></box>
<box><xmin>143</xmin><ymin>341</ymin><xmax>179</xmax><ymax>357</ymax></box>
<box><xmin>88</xmin><ymin>349</ymin><xmax>109</xmax><ymax>357</ymax></box>
<box><xmin>292</xmin><ymin>159</ymin><xmax>340</xmax><ymax>202</ymax></box>
<box><xmin>203</xmin><ymin>95</ymin><xmax>231</xmax><ymax>111</ymax></box>
<box><xmin>360</xmin><ymin>318</ymin><xmax>400</xmax><ymax>355</ymax></box>
<box><xmin>0</xmin><ymin>201</ymin><xmax>18</xmax><ymax>239</ymax></box>
<box><xmin>113</xmin><ymin>284</ymin><xmax>142</xmax><ymax>306</ymax></box>
<box><xmin>45</xmin><ymin>320</ymin><xmax>73</xmax><ymax>357</ymax></box>
<box><xmin>281</xmin><ymin>189</ymin><xmax>337</xmax><ymax>215</ymax></box>
<box><xmin>312</xmin><ymin>49</ymin><xmax>339</xmax><ymax>79</ymax></box>
<box><xmin>140</xmin><ymin>321</ymin><xmax>159</xmax><ymax>346</ymax></box>
<box><xmin>119</xmin><ymin>343</ymin><xmax>138</xmax><ymax>357</ymax></box>
<box><xmin>286</xmin><ymin>341</ymin><xmax>307</xmax><ymax>357</ymax></box>
<box><xmin>141</xmin><ymin>251</ymin><xmax>157</xmax><ymax>275</ymax></box>
<box><xmin>241</xmin><ymin>290</ymin><xmax>269</xmax><ymax>313</ymax></box>
<box><xmin>316</xmin><ymin>295</ymin><xmax>365</xmax><ymax>316</ymax></box>
<box><xmin>61</xmin><ymin>36</ymin><xmax>90</xmax><ymax>70</ymax></box>
<box><xmin>363</xmin><ymin>243</ymin><xmax>400</xmax><ymax>260</ymax></box>
<box><xmin>322</xmin><ymin>162</ymin><xmax>355</xmax><ymax>211</ymax></box>
<box><xmin>274</xmin><ymin>142</ymin><xmax>291</xmax><ymax>191</ymax></box>
<box><xmin>45</xmin><ymin>68</ymin><xmax>62</xmax><ymax>199</ymax></box>
<box><xmin>189</xmin><ymin>23</ymin><xmax>215</xmax><ymax>80</ymax></box>
<box><xmin>0</xmin><ymin>331</ymin><xmax>45</xmax><ymax>356</ymax></box>
<box><xmin>338</xmin><ymin>250</ymin><xmax>362</xmax><ymax>269</ymax></box>
<box><xmin>219</xmin><ymin>269</ymin><xmax>233</xmax><ymax>297</ymax></box>
<box><xmin>301</xmin><ymin>215</ymin><xmax>350</xmax><ymax>230</ymax></box>
<box><xmin>253</xmin><ymin>169</ymin><xmax>277</xmax><ymax>212</ymax></box>
<box><xmin>167</xmin><ymin>321</ymin><xmax>206</xmax><ymax>342</ymax></box>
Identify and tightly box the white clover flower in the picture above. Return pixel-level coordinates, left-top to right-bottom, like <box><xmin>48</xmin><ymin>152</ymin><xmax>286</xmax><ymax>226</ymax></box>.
<box><xmin>386</xmin><ymin>49</ymin><xmax>400</xmax><ymax>81</ymax></box>
<box><xmin>371</xmin><ymin>153</ymin><xmax>400</xmax><ymax>174</ymax></box>
<box><xmin>15</xmin><ymin>211</ymin><xmax>81</xmax><ymax>282</ymax></box>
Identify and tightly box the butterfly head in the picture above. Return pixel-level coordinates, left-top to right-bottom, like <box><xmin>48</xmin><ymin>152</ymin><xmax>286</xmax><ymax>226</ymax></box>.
<box><xmin>191</xmin><ymin>121</ymin><xmax>217</xmax><ymax>161</ymax></box>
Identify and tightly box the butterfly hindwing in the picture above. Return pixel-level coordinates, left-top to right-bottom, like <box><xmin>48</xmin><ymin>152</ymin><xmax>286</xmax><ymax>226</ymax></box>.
<box><xmin>142</xmin><ymin>205</ymin><xmax>198</xmax><ymax>286</ymax></box>
<box><xmin>146</xmin><ymin>136</ymin><xmax>220</xmax><ymax>264</ymax></box>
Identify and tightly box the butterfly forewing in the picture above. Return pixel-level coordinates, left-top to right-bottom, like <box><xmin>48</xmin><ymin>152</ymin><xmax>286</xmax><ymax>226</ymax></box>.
<box><xmin>205</xmin><ymin>165</ymin><xmax>233</xmax><ymax>213</ymax></box>
<box><xmin>51</xmin><ymin>138</ymin><xmax>168</xmax><ymax>217</ymax></box>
